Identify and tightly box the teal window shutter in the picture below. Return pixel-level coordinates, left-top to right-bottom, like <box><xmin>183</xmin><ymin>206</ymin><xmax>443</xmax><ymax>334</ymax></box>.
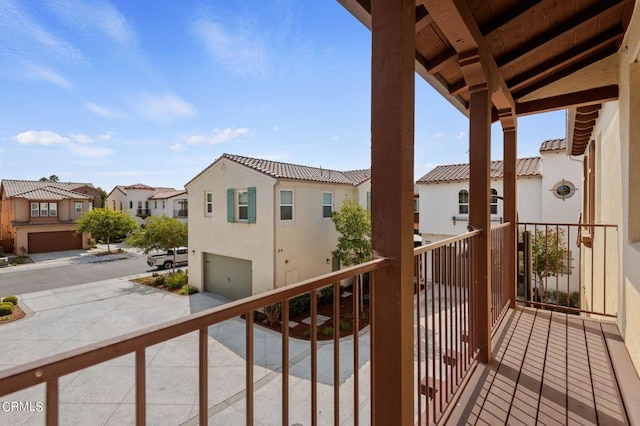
<box><xmin>248</xmin><ymin>187</ymin><xmax>257</xmax><ymax>223</ymax></box>
<box><xmin>227</xmin><ymin>189</ymin><xmax>235</xmax><ymax>222</ymax></box>
<box><xmin>366</xmin><ymin>191</ymin><xmax>371</xmax><ymax>211</ymax></box>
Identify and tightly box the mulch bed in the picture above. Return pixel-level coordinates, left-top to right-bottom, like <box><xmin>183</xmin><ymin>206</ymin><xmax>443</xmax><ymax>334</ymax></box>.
<box><xmin>132</xmin><ymin>273</ymin><xmax>192</xmax><ymax>295</ymax></box>
<box><xmin>254</xmin><ymin>284</ymin><xmax>371</xmax><ymax>341</ymax></box>
<box><xmin>0</xmin><ymin>304</ymin><xmax>26</xmax><ymax>325</ymax></box>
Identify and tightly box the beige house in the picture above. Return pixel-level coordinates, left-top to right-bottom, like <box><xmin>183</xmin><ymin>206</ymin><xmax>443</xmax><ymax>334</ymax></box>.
<box><xmin>0</xmin><ymin>180</ymin><xmax>94</xmax><ymax>254</ymax></box>
<box><xmin>185</xmin><ymin>153</ymin><xmax>370</xmax><ymax>300</ymax></box>
<box><xmin>105</xmin><ymin>184</ymin><xmax>188</xmax><ymax>225</ymax></box>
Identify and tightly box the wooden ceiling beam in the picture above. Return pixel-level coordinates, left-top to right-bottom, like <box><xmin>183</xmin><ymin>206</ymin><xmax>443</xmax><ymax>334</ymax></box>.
<box><xmin>415</xmin><ymin>6</ymin><xmax>432</xmax><ymax>33</ymax></box>
<box><xmin>480</xmin><ymin>0</ymin><xmax>546</xmax><ymax>36</ymax></box>
<box><xmin>516</xmin><ymin>85</ymin><xmax>618</xmax><ymax>116</ymax></box>
<box><xmin>423</xmin><ymin>0</ymin><xmax>515</xmax><ymax>122</ymax></box>
<box><xmin>577</xmin><ymin>104</ymin><xmax>602</xmax><ymax>114</ymax></box>
<box><xmin>513</xmin><ymin>46</ymin><xmax>617</xmax><ymax>100</ymax></box>
<box><xmin>575</xmin><ymin>111</ymin><xmax>599</xmax><ymax>123</ymax></box>
<box><xmin>424</xmin><ymin>48</ymin><xmax>457</xmax><ymax>74</ymax></box>
<box><xmin>506</xmin><ymin>26</ymin><xmax>624</xmax><ymax>92</ymax></box>
<box><xmin>497</xmin><ymin>0</ymin><xmax>624</xmax><ymax>70</ymax></box>
<box><xmin>574</xmin><ymin>120</ymin><xmax>597</xmax><ymax>130</ymax></box>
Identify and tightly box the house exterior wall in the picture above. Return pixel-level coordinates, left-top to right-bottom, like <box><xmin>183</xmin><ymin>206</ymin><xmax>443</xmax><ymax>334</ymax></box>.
<box><xmin>418</xmin><ymin>176</ymin><xmax>543</xmax><ymax>241</ymax></box>
<box><xmin>539</xmin><ymin>150</ymin><xmax>583</xmax><ymax>223</ymax></box>
<box><xmin>186</xmin><ymin>159</ymin><xmax>276</xmax><ymax>295</ymax></box>
<box><xmin>273</xmin><ymin>180</ymin><xmax>357</xmax><ymax>288</ymax></box>
<box><xmin>106</xmin><ymin>190</ymin><xmax>127</xmax><ymax>212</ymax></box>
<box><xmin>106</xmin><ymin>188</ymin><xmax>154</xmax><ymax>225</ymax></box>
<box><xmin>585</xmin><ymin>21</ymin><xmax>640</xmax><ymax>373</ymax></box>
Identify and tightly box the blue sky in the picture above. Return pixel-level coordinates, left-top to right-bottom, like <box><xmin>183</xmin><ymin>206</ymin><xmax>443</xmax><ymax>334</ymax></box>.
<box><xmin>0</xmin><ymin>0</ymin><xmax>566</xmax><ymax>191</ymax></box>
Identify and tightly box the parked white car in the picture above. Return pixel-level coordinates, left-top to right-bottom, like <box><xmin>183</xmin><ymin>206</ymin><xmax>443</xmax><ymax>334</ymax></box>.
<box><xmin>147</xmin><ymin>247</ymin><xmax>189</xmax><ymax>270</ymax></box>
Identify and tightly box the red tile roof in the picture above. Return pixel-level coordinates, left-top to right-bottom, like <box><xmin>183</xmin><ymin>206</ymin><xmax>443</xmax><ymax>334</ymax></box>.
<box><xmin>539</xmin><ymin>138</ymin><xmax>567</xmax><ymax>152</ymax></box>
<box><xmin>416</xmin><ymin>157</ymin><xmax>541</xmax><ymax>183</ymax></box>
<box><xmin>1</xmin><ymin>180</ymin><xmax>94</xmax><ymax>199</ymax></box>
<box><xmin>187</xmin><ymin>154</ymin><xmax>371</xmax><ymax>186</ymax></box>
<box><xmin>149</xmin><ymin>189</ymin><xmax>187</xmax><ymax>200</ymax></box>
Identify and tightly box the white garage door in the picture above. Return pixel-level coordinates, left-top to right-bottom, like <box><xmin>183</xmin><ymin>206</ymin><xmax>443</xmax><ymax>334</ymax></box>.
<box><xmin>203</xmin><ymin>253</ymin><xmax>252</xmax><ymax>300</ymax></box>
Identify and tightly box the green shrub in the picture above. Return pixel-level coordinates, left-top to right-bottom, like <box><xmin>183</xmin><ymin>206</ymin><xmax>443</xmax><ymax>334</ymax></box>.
<box><xmin>319</xmin><ymin>286</ymin><xmax>334</xmax><ymax>303</ymax></box>
<box><xmin>153</xmin><ymin>276</ymin><xmax>166</xmax><ymax>286</ymax></box>
<box><xmin>362</xmin><ymin>294</ymin><xmax>370</xmax><ymax>304</ymax></box>
<box><xmin>322</xmin><ymin>326</ymin><xmax>334</xmax><ymax>337</ymax></box>
<box><xmin>302</xmin><ymin>329</ymin><xmax>311</xmax><ymax>338</ymax></box>
<box><xmin>289</xmin><ymin>294</ymin><xmax>310</xmax><ymax>317</ymax></box>
<box><xmin>151</xmin><ymin>271</ymin><xmax>160</xmax><ymax>278</ymax></box>
<box><xmin>178</xmin><ymin>285</ymin><xmax>198</xmax><ymax>295</ymax></box>
<box><xmin>165</xmin><ymin>270</ymin><xmax>187</xmax><ymax>289</ymax></box>
<box><xmin>254</xmin><ymin>311</ymin><xmax>267</xmax><ymax>322</ymax></box>
<box><xmin>2</xmin><ymin>296</ymin><xmax>18</xmax><ymax>305</ymax></box>
<box><xmin>0</xmin><ymin>303</ymin><xmax>14</xmax><ymax>316</ymax></box>
<box><xmin>339</xmin><ymin>319</ymin><xmax>350</xmax><ymax>331</ymax></box>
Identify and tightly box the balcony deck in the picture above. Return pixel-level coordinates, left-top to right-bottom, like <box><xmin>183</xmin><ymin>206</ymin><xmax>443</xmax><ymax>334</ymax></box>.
<box><xmin>447</xmin><ymin>307</ymin><xmax>638</xmax><ymax>425</ymax></box>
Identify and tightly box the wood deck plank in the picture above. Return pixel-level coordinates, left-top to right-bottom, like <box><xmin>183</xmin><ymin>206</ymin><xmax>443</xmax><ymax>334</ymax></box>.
<box><xmin>536</xmin><ymin>312</ymin><xmax>567</xmax><ymax>426</ymax></box>
<box><xmin>565</xmin><ymin>316</ymin><xmax>598</xmax><ymax>425</ymax></box>
<box><xmin>583</xmin><ymin>320</ymin><xmax>628</xmax><ymax>425</ymax></box>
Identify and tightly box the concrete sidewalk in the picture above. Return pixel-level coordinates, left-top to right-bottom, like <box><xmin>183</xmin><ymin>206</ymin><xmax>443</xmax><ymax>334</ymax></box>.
<box><xmin>0</xmin><ymin>278</ymin><xmax>371</xmax><ymax>425</ymax></box>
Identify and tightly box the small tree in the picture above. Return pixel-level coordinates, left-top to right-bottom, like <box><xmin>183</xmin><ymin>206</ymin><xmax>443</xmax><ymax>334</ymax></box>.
<box><xmin>126</xmin><ymin>216</ymin><xmax>187</xmax><ymax>274</ymax></box>
<box><xmin>39</xmin><ymin>175</ymin><xmax>59</xmax><ymax>182</ymax></box>
<box><xmin>331</xmin><ymin>197</ymin><xmax>371</xmax><ymax>310</ymax></box>
<box><xmin>76</xmin><ymin>208</ymin><xmax>138</xmax><ymax>253</ymax></box>
<box><xmin>530</xmin><ymin>228</ymin><xmax>568</xmax><ymax>302</ymax></box>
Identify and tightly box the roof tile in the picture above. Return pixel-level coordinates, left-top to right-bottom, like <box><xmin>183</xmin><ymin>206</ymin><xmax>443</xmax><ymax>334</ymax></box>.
<box><xmin>1</xmin><ymin>180</ymin><xmax>94</xmax><ymax>199</ymax></box>
<box><xmin>416</xmin><ymin>157</ymin><xmax>541</xmax><ymax>183</ymax></box>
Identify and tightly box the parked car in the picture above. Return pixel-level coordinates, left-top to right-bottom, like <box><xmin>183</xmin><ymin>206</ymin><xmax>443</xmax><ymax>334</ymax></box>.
<box><xmin>147</xmin><ymin>247</ymin><xmax>189</xmax><ymax>270</ymax></box>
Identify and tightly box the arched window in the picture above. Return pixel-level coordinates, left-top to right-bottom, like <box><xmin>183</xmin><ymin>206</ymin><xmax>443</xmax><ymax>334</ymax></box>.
<box><xmin>458</xmin><ymin>190</ymin><xmax>469</xmax><ymax>214</ymax></box>
<box><xmin>490</xmin><ymin>188</ymin><xmax>498</xmax><ymax>215</ymax></box>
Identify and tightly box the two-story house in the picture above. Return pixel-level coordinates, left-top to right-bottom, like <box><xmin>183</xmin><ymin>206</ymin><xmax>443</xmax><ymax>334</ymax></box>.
<box><xmin>185</xmin><ymin>153</ymin><xmax>370</xmax><ymax>300</ymax></box>
<box><xmin>105</xmin><ymin>184</ymin><xmax>188</xmax><ymax>225</ymax></box>
<box><xmin>0</xmin><ymin>180</ymin><xmax>95</xmax><ymax>254</ymax></box>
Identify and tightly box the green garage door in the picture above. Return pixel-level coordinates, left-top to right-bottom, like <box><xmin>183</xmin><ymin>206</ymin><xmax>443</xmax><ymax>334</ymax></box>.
<box><xmin>203</xmin><ymin>253</ymin><xmax>252</xmax><ymax>300</ymax></box>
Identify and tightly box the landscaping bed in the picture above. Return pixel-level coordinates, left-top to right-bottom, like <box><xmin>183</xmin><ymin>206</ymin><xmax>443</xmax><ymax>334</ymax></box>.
<box><xmin>132</xmin><ymin>269</ymin><xmax>198</xmax><ymax>296</ymax></box>
<box><xmin>0</xmin><ymin>296</ymin><xmax>25</xmax><ymax>324</ymax></box>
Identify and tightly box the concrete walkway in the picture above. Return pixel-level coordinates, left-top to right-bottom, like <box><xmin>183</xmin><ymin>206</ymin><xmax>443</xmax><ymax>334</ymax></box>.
<box><xmin>0</xmin><ymin>277</ymin><xmax>372</xmax><ymax>425</ymax></box>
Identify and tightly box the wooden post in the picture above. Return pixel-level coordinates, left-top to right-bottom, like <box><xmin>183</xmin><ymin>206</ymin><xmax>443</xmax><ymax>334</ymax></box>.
<box><xmin>468</xmin><ymin>82</ymin><xmax>493</xmax><ymax>364</ymax></box>
<box><xmin>370</xmin><ymin>0</ymin><xmax>415</xmax><ymax>424</ymax></box>
<box><xmin>503</xmin><ymin>124</ymin><xmax>517</xmax><ymax>308</ymax></box>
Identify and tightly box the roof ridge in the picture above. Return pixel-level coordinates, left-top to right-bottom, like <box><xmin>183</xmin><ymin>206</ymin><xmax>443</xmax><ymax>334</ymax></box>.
<box><xmin>223</xmin><ymin>153</ymin><xmax>348</xmax><ymax>175</ymax></box>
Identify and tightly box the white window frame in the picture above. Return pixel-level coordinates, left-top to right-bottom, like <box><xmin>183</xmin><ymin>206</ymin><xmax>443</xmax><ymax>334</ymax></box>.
<box><xmin>237</xmin><ymin>190</ymin><xmax>249</xmax><ymax>221</ymax></box>
<box><xmin>205</xmin><ymin>192</ymin><xmax>213</xmax><ymax>216</ymax></box>
<box><xmin>49</xmin><ymin>202</ymin><xmax>57</xmax><ymax>217</ymax></box>
<box><xmin>322</xmin><ymin>192</ymin><xmax>333</xmax><ymax>218</ymax></box>
<box><xmin>31</xmin><ymin>202</ymin><xmax>39</xmax><ymax>217</ymax></box>
<box><xmin>40</xmin><ymin>202</ymin><xmax>49</xmax><ymax>217</ymax></box>
<box><xmin>458</xmin><ymin>190</ymin><xmax>469</xmax><ymax>215</ymax></box>
<box><xmin>279</xmin><ymin>190</ymin><xmax>294</xmax><ymax>221</ymax></box>
<box><xmin>75</xmin><ymin>202</ymin><xmax>83</xmax><ymax>214</ymax></box>
<box><xmin>414</xmin><ymin>198</ymin><xmax>419</xmax><ymax>213</ymax></box>
<box><xmin>490</xmin><ymin>188</ymin><xmax>498</xmax><ymax>215</ymax></box>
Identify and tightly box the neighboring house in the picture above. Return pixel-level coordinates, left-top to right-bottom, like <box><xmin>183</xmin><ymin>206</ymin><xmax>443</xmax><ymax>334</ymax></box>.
<box><xmin>0</xmin><ymin>180</ymin><xmax>94</xmax><ymax>254</ymax></box>
<box><xmin>417</xmin><ymin>138</ymin><xmax>582</xmax><ymax>243</ymax></box>
<box><xmin>105</xmin><ymin>184</ymin><xmax>188</xmax><ymax>225</ymax></box>
<box><xmin>185</xmin><ymin>153</ymin><xmax>371</xmax><ymax>300</ymax></box>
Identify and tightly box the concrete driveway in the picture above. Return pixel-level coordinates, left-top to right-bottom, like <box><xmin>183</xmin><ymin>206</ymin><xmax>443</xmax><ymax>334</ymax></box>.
<box><xmin>0</xmin><ymin>278</ymin><xmax>371</xmax><ymax>425</ymax></box>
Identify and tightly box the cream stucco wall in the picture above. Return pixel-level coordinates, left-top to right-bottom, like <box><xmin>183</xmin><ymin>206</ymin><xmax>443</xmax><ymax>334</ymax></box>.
<box><xmin>186</xmin><ymin>159</ymin><xmax>276</xmax><ymax>295</ymax></box>
<box><xmin>539</xmin><ymin>150</ymin><xmax>583</xmax><ymax>223</ymax></box>
<box><xmin>106</xmin><ymin>188</ymin><xmax>154</xmax><ymax>225</ymax></box>
<box><xmin>273</xmin><ymin>180</ymin><xmax>358</xmax><ymax>287</ymax></box>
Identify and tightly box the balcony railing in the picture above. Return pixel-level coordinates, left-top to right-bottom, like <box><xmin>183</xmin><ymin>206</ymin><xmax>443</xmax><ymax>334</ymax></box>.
<box><xmin>136</xmin><ymin>209</ymin><xmax>151</xmax><ymax>217</ymax></box>
<box><xmin>173</xmin><ymin>209</ymin><xmax>188</xmax><ymax>218</ymax></box>
<box><xmin>0</xmin><ymin>221</ymin><xmax>622</xmax><ymax>425</ymax></box>
<box><xmin>517</xmin><ymin>222</ymin><xmax>618</xmax><ymax>317</ymax></box>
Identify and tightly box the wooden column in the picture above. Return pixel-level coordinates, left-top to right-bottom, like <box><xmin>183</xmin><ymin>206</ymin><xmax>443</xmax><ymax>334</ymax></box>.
<box><xmin>468</xmin><ymin>83</ymin><xmax>492</xmax><ymax>364</ymax></box>
<box><xmin>370</xmin><ymin>0</ymin><xmax>415</xmax><ymax>424</ymax></box>
<box><xmin>502</xmin><ymin>122</ymin><xmax>517</xmax><ymax>308</ymax></box>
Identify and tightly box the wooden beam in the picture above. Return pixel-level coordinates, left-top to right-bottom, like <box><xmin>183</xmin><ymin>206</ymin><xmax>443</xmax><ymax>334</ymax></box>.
<box><xmin>425</xmin><ymin>48</ymin><xmax>457</xmax><ymax>74</ymax></box>
<box><xmin>516</xmin><ymin>85</ymin><xmax>618</xmax><ymax>116</ymax></box>
<box><xmin>497</xmin><ymin>0</ymin><xmax>624</xmax><ymax>69</ymax></box>
<box><xmin>503</xmin><ymin>125</ymin><xmax>517</xmax><ymax>309</ymax></box>
<box><xmin>575</xmin><ymin>111</ymin><xmax>600</xmax><ymax>123</ymax></box>
<box><xmin>513</xmin><ymin>47</ymin><xmax>618</xmax><ymax>99</ymax></box>
<box><xmin>468</xmin><ymin>83</ymin><xmax>493</xmax><ymax>364</ymax></box>
<box><xmin>370</xmin><ymin>0</ymin><xmax>415</xmax><ymax>423</ymax></box>
<box><xmin>449</xmin><ymin>78</ymin><xmax>467</xmax><ymax>96</ymax></box>
<box><xmin>480</xmin><ymin>0</ymin><xmax>546</xmax><ymax>35</ymax></box>
<box><xmin>423</xmin><ymin>0</ymin><xmax>516</xmax><ymax>116</ymax></box>
<box><xmin>506</xmin><ymin>26</ymin><xmax>624</xmax><ymax>92</ymax></box>
<box><xmin>415</xmin><ymin>6</ymin><xmax>432</xmax><ymax>33</ymax></box>
<box><xmin>577</xmin><ymin>104</ymin><xmax>602</xmax><ymax>114</ymax></box>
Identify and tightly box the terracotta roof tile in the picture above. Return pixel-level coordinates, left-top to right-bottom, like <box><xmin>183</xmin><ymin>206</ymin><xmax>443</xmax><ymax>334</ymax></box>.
<box><xmin>1</xmin><ymin>180</ymin><xmax>94</xmax><ymax>199</ymax></box>
<box><xmin>149</xmin><ymin>189</ymin><xmax>187</xmax><ymax>200</ymax></box>
<box><xmin>416</xmin><ymin>157</ymin><xmax>541</xmax><ymax>183</ymax></box>
<box><xmin>539</xmin><ymin>138</ymin><xmax>566</xmax><ymax>152</ymax></box>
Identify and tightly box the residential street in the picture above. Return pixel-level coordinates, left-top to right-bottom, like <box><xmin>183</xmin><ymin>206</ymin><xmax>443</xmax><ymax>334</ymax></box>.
<box><xmin>0</xmin><ymin>255</ymin><xmax>152</xmax><ymax>296</ymax></box>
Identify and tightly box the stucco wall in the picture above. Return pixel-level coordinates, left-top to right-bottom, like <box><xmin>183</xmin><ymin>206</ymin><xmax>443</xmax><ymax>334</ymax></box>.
<box><xmin>539</xmin><ymin>150</ymin><xmax>583</xmax><ymax>223</ymax></box>
<box><xmin>273</xmin><ymin>180</ymin><xmax>357</xmax><ymax>287</ymax></box>
<box><xmin>186</xmin><ymin>159</ymin><xmax>276</xmax><ymax>295</ymax></box>
<box><xmin>106</xmin><ymin>188</ymin><xmax>154</xmax><ymax>225</ymax></box>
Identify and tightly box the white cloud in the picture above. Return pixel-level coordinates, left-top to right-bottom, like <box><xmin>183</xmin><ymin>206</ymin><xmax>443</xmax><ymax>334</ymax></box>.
<box><xmin>15</xmin><ymin>130</ymin><xmax>68</xmax><ymax>146</ymax></box>
<box><xmin>191</xmin><ymin>19</ymin><xmax>268</xmax><ymax>79</ymax></box>
<box><xmin>22</xmin><ymin>62</ymin><xmax>72</xmax><ymax>89</ymax></box>
<box><xmin>131</xmin><ymin>92</ymin><xmax>196</xmax><ymax>123</ymax></box>
<box><xmin>99</xmin><ymin>131</ymin><xmax>115</xmax><ymax>141</ymax></box>
<box><xmin>456</xmin><ymin>131</ymin><xmax>466</xmax><ymax>140</ymax></box>
<box><xmin>186</xmin><ymin>128</ymin><xmax>249</xmax><ymax>145</ymax></box>
<box><xmin>86</xmin><ymin>103</ymin><xmax>125</xmax><ymax>119</ymax></box>
<box><xmin>67</xmin><ymin>144</ymin><xmax>114</xmax><ymax>158</ymax></box>
<box><xmin>273</xmin><ymin>126</ymin><xmax>279</xmax><ymax>131</ymax></box>
<box><xmin>69</xmin><ymin>133</ymin><xmax>93</xmax><ymax>144</ymax></box>
<box><xmin>171</xmin><ymin>143</ymin><xmax>184</xmax><ymax>152</ymax></box>
<box><xmin>435</xmin><ymin>132</ymin><xmax>445</xmax><ymax>139</ymax></box>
